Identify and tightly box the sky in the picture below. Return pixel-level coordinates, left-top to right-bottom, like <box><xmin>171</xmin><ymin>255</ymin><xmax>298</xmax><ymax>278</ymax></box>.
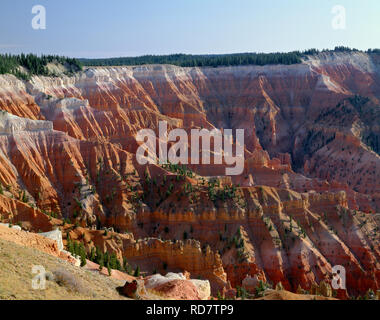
<box><xmin>0</xmin><ymin>0</ymin><xmax>379</xmax><ymax>58</ymax></box>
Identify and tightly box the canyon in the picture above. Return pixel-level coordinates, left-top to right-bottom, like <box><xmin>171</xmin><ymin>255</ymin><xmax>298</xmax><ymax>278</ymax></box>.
<box><xmin>0</xmin><ymin>51</ymin><xmax>379</xmax><ymax>298</ymax></box>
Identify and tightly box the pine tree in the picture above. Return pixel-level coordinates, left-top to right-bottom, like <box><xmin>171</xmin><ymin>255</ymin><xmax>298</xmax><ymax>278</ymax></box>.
<box><xmin>134</xmin><ymin>266</ymin><xmax>140</xmax><ymax>277</ymax></box>
<box><xmin>80</xmin><ymin>252</ymin><xmax>87</xmax><ymax>267</ymax></box>
<box><xmin>79</xmin><ymin>242</ymin><xmax>87</xmax><ymax>267</ymax></box>
<box><xmin>66</xmin><ymin>234</ymin><xmax>74</xmax><ymax>254</ymax></box>
<box><xmin>90</xmin><ymin>247</ymin><xmax>96</xmax><ymax>261</ymax></box>
<box><xmin>95</xmin><ymin>246</ymin><xmax>103</xmax><ymax>265</ymax></box>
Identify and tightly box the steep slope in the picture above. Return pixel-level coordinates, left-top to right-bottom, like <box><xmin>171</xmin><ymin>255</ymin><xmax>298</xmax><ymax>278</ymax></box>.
<box><xmin>0</xmin><ymin>237</ymin><xmax>128</xmax><ymax>300</ymax></box>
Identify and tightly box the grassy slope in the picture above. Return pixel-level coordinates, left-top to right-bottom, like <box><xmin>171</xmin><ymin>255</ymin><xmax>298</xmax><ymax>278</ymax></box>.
<box><xmin>0</xmin><ymin>238</ymin><xmax>129</xmax><ymax>300</ymax></box>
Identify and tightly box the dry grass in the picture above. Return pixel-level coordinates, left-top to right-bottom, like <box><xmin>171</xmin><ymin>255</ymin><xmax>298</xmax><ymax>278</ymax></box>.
<box><xmin>0</xmin><ymin>238</ymin><xmax>130</xmax><ymax>300</ymax></box>
<box><xmin>52</xmin><ymin>268</ymin><xmax>88</xmax><ymax>295</ymax></box>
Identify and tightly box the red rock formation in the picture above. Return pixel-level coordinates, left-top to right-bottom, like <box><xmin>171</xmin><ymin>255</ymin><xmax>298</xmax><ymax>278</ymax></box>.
<box><xmin>0</xmin><ymin>51</ymin><xmax>379</xmax><ymax>297</ymax></box>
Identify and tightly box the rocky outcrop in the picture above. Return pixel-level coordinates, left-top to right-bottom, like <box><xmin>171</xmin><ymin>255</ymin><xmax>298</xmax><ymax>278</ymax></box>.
<box><xmin>117</xmin><ymin>280</ymin><xmax>141</xmax><ymax>299</ymax></box>
<box><xmin>0</xmin><ymin>223</ymin><xmax>73</xmax><ymax>263</ymax></box>
<box><xmin>117</xmin><ymin>272</ymin><xmax>211</xmax><ymax>300</ymax></box>
<box><xmin>122</xmin><ymin>238</ymin><xmax>227</xmax><ymax>295</ymax></box>
<box><xmin>0</xmin><ymin>111</ymin><xmax>52</xmax><ymax>134</ymax></box>
<box><xmin>144</xmin><ymin>273</ymin><xmax>211</xmax><ymax>300</ymax></box>
<box><xmin>0</xmin><ymin>75</ymin><xmax>43</xmax><ymax>120</ymax></box>
<box><xmin>39</xmin><ymin>229</ymin><xmax>64</xmax><ymax>251</ymax></box>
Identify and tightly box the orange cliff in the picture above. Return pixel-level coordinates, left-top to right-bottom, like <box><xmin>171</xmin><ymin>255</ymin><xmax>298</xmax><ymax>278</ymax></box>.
<box><xmin>0</xmin><ymin>51</ymin><xmax>378</xmax><ymax>297</ymax></box>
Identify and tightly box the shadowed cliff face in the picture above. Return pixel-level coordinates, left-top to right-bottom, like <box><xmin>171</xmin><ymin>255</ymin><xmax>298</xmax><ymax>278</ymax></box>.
<box><xmin>0</xmin><ymin>52</ymin><xmax>379</xmax><ymax>296</ymax></box>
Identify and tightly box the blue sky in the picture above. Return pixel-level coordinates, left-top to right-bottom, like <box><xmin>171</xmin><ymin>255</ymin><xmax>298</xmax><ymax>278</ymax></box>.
<box><xmin>0</xmin><ymin>0</ymin><xmax>379</xmax><ymax>58</ymax></box>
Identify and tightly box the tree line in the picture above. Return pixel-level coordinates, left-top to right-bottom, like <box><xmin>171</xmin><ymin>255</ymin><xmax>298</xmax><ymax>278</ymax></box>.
<box><xmin>66</xmin><ymin>232</ymin><xmax>141</xmax><ymax>276</ymax></box>
<box><xmin>80</xmin><ymin>52</ymin><xmax>303</xmax><ymax>67</ymax></box>
<box><xmin>80</xmin><ymin>47</ymin><xmax>380</xmax><ymax>68</ymax></box>
<box><xmin>1</xmin><ymin>48</ymin><xmax>379</xmax><ymax>78</ymax></box>
<box><xmin>0</xmin><ymin>53</ymin><xmax>83</xmax><ymax>80</ymax></box>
